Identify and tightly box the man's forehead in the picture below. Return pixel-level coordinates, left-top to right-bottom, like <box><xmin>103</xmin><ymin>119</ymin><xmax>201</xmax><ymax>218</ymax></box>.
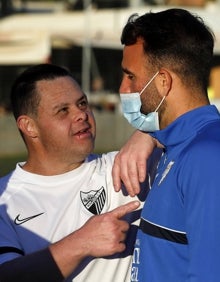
<box><xmin>36</xmin><ymin>77</ymin><xmax>85</xmax><ymax>103</ymax></box>
<box><xmin>36</xmin><ymin>77</ymin><xmax>79</xmax><ymax>93</ymax></box>
<box><xmin>122</xmin><ymin>40</ymin><xmax>145</xmax><ymax>69</ymax></box>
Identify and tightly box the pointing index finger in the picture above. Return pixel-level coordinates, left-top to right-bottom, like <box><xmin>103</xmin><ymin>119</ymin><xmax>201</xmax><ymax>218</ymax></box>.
<box><xmin>111</xmin><ymin>201</ymin><xmax>140</xmax><ymax>219</ymax></box>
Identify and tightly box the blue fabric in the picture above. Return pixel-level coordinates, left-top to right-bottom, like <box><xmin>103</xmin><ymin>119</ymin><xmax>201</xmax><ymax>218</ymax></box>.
<box><xmin>132</xmin><ymin>105</ymin><xmax>220</xmax><ymax>282</ymax></box>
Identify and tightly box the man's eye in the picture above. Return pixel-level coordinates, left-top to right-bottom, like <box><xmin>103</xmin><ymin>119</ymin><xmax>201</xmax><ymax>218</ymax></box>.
<box><xmin>78</xmin><ymin>100</ymin><xmax>88</xmax><ymax>109</ymax></box>
<box><xmin>59</xmin><ymin>107</ymin><xmax>68</xmax><ymax>113</ymax></box>
<box><xmin>128</xmin><ymin>74</ymin><xmax>134</xmax><ymax>80</ymax></box>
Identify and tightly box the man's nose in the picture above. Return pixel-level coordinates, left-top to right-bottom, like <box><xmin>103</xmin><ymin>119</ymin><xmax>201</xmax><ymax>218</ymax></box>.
<box><xmin>119</xmin><ymin>79</ymin><xmax>130</xmax><ymax>94</ymax></box>
<box><xmin>74</xmin><ymin>109</ymin><xmax>88</xmax><ymax>122</ymax></box>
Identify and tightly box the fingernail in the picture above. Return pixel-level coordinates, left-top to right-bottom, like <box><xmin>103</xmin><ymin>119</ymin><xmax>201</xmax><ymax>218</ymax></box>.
<box><xmin>134</xmin><ymin>201</ymin><xmax>140</xmax><ymax>207</ymax></box>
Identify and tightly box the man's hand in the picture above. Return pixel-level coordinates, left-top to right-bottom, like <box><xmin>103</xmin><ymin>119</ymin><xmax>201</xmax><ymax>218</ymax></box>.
<box><xmin>112</xmin><ymin>131</ymin><xmax>158</xmax><ymax>196</ymax></box>
<box><xmin>50</xmin><ymin>201</ymin><xmax>140</xmax><ymax>278</ymax></box>
<box><xmin>80</xmin><ymin>200</ymin><xmax>140</xmax><ymax>256</ymax></box>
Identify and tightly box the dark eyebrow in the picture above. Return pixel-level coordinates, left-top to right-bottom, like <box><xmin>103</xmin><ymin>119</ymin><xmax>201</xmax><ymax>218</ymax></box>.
<box><xmin>52</xmin><ymin>94</ymin><xmax>88</xmax><ymax>112</ymax></box>
<box><xmin>52</xmin><ymin>102</ymin><xmax>69</xmax><ymax>112</ymax></box>
<box><xmin>78</xmin><ymin>94</ymin><xmax>88</xmax><ymax>102</ymax></box>
<box><xmin>122</xmin><ymin>67</ymin><xmax>134</xmax><ymax>76</ymax></box>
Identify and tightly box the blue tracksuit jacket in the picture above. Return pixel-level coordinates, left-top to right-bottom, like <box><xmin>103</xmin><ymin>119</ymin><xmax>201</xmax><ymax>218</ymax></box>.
<box><xmin>131</xmin><ymin>105</ymin><xmax>220</xmax><ymax>282</ymax></box>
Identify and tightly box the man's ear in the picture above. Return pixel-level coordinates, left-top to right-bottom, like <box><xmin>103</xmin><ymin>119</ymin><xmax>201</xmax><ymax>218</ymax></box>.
<box><xmin>156</xmin><ymin>68</ymin><xmax>172</xmax><ymax>97</ymax></box>
<box><xmin>17</xmin><ymin>115</ymin><xmax>38</xmax><ymax>138</ymax></box>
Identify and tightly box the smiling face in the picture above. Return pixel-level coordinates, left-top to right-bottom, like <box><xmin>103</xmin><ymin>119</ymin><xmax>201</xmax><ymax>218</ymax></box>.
<box><xmin>26</xmin><ymin>76</ymin><xmax>96</xmax><ymax>170</ymax></box>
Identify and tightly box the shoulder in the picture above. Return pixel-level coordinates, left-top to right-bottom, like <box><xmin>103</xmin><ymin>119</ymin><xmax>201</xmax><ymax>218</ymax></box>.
<box><xmin>87</xmin><ymin>152</ymin><xmax>118</xmax><ymax>167</ymax></box>
<box><xmin>177</xmin><ymin>124</ymin><xmax>220</xmax><ymax>183</ymax></box>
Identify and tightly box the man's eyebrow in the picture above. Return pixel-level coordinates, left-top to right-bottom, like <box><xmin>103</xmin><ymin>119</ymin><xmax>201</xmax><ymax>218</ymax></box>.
<box><xmin>52</xmin><ymin>94</ymin><xmax>88</xmax><ymax>112</ymax></box>
<box><xmin>122</xmin><ymin>67</ymin><xmax>134</xmax><ymax>76</ymax></box>
<box><xmin>77</xmin><ymin>94</ymin><xmax>88</xmax><ymax>104</ymax></box>
<box><xmin>78</xmin><ymin>94</ymin><xmax>87</xmax><ymax>101</ymax></box>
<box><xmin>52</xmin><ymin>102</ymin><xmax>69</xmax><ymax>112</ymax></box>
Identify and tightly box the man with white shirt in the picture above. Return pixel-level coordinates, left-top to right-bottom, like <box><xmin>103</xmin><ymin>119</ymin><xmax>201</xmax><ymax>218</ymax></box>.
<box><xmin>0</xmin><ymin>64</ymin><xmax>161</xmax><ymax>281</ymax></box>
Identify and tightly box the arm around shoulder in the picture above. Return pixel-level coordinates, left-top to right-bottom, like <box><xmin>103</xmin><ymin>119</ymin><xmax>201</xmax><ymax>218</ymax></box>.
<box><xmin>112</xmin><ymin>130</ymin><xmax>162</xmax><ymax>196</ymax></box>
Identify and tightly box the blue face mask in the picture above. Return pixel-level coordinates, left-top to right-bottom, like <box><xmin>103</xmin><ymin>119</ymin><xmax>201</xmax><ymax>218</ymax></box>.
<box><xmin>120</xmin><ymin>71</ymin><xmax>165</xmax><ymax>132</ymax></box>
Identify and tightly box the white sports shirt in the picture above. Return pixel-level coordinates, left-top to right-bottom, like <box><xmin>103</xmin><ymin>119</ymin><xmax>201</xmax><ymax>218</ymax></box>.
<box><xmin>0</xmin><ymin>152</ymin><xmax>151</xmax><ymax>281</ymax></box>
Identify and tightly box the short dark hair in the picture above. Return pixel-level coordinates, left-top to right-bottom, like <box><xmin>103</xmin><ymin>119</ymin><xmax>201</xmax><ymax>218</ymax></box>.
<box><xmin>121</xmin><ymin>8</ymin><xmax>215</xmax><ymax>92</ymax></box>
<box><xmin>10</xmin><ymin>64</ymin><xmax>73</xmax><ymax>120</ymax></box>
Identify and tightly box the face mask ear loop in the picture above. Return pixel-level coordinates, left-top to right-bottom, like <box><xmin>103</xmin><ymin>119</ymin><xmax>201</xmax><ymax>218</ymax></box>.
<box><xmin>139</xmin><ymin>71</ymin><xmax>159</xmax><ymax>96</ymax></box>
<box><xmin>155</xmin><ymin>95</ymin><xmax>166</xmax><ymax>112</ymax></box>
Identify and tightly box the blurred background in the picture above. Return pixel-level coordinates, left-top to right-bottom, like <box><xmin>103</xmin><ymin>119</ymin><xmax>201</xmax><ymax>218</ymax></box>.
<box><xmin>1</xmin><ymin>0</ymin><xmax>220</xmax><ymax>176</ymax></box>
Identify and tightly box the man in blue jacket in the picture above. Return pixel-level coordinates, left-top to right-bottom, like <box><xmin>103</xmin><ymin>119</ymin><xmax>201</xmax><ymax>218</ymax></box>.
<box><xmin>115</xmin><ymin>8</ymin><xmax>220</xmax><ymax>282</ymax></box>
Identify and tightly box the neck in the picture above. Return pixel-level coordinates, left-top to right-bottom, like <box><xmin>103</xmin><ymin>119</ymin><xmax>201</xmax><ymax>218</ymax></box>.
<box><xmin>22</xmin><ymin>153</ymin><xmax>84</xmax><ymax>176</ymax></box>
<box><xmin>160</xmin><ymin>92</ymin><xmax>209</xmax><ymax>129</ymax></box>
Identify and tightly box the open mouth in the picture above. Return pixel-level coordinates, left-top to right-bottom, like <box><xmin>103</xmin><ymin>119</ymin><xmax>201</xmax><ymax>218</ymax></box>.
<box><xmin>75</xmin><ymin>126</ymin><xmax>92</xmax><ymax>138</ymax></box>
<box><xmin>78</xmin><ymin>126</ymin><xmax>90</xmax><ymax>134</ymax></box>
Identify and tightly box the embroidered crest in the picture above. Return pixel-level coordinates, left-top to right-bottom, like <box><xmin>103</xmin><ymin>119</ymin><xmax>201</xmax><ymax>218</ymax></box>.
<box><xmin>80</xmin><ymin>187</ymin><xmax>106</xmax><ymax>215</ymax></box>
<box><xmin>158</xmin><ymin>161</ymin><xmax>175</xmax><ymax>186</ymax></box>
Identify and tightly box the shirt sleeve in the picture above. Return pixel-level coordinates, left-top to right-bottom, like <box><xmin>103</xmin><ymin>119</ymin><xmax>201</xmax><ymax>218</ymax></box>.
<box><xmin>0</xmin><ymin>248</ymin><xmax>64</xmax><ymax>282</ymax></box>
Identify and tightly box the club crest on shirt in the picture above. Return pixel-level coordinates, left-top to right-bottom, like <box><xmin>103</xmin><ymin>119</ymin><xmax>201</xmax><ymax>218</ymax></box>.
<box><xmin>80</xmin><ymin>187</ymin><xmax>106</xmax><ymax>215</ymax></box>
